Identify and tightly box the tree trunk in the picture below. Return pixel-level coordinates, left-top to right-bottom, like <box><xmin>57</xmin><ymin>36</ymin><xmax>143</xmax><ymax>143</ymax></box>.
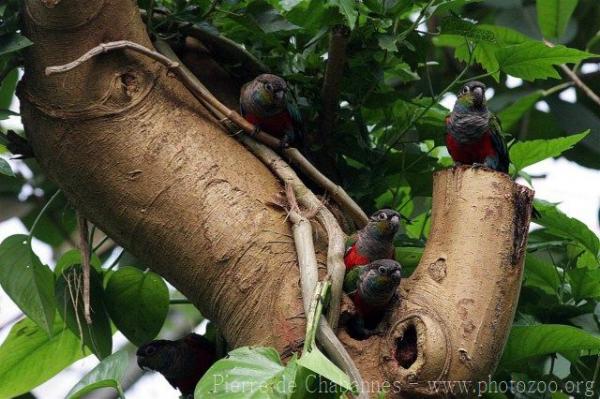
<box><xmin>19</xmin><ymin>1</ymin><xmax>534</xmax><ymax>397</ymax></box>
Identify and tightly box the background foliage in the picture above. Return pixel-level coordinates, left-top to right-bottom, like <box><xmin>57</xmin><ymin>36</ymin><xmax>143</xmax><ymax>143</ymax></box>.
<box><xmin>0</xmin><ymin>0</ymin><xmax>599</xmax><ymax>398</ymax></box>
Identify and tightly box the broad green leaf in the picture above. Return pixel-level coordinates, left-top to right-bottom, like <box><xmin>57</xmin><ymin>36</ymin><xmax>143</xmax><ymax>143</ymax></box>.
<box><xmin>497</xmin><ymin>91</ymin><xmax>543</xmax><ymax>132</ymax></box>
<box><xmin>500</xmin><ymin>324</ymin><xmax>600</xmax><ymax>367</ymax></box>
<box><xmin>0</xmin><ymin>33</ymin><xmax>33</xmax><ymax>56</ymax></box>
<box><xmin>394</xmin><ymin>247</ymin><xmax>423</xmax><ymax>270</ymax></box>
<box><xmin>496</xmin><ymin>42</ymin><xmax>594</xmax><ymax>81</ymax></box>
<box><xmin>66</xmin><ymin>350</ymin><xmax>129</xmax><ymax>399</ymax></box>
<box><xmin>55</xmin><ymin>266</ymin><xmax>113</xmax><ymax>359</ymax></box>
<box><xmin>0</xmin><ymin>235</ymin><xmax>56</xmax><ymax>334</ymax></box>
<box><xmin>524</xmin><ymin>255</ymin><xmax>560</xmax><ymax>296</ymax></box>
<box><xmin>329</xmin><ymin>0</ymin><xmax>358</xmax><ymax>28</ymax></box>
<box><xmin>55</xmin><ymin>249</ymin><xmax>102</xmax><ymax>275</ymax></box>
<box><xmin>0</xmin><ymin>157</ymin><xmax>14</xmax><ymax>176</ymax></box>
<box><xmin>568</xmin><ymin>268</ymin><xmax>600</xmax><ymax>301</ymax></box>
<box><xmin>536</xmin><ymin>0</ymin><xmax>578</xmax><ymax>40</ymax></box>
<box><xmin>0</xmin><ymin>68</ymin><xmax>18</xmax><ymax>109</ymax></box>
<box><xmin>195</xmin><ymin>346</ymin><xmax>294</xmax><ymax>398</ymax></box>
<box><xmin>509</xmin><ymin>130</ymin><xmax>589</xmax><ymax>172</ymax></box>
<box><xmin>297</xmin><ymin>349</ymin><xmax>353</xmax><ymax>391</ymax></box>
<box><xmin>104</xmin><ymin>267</ymin><xmax>169</xmax><ymax>346</ymax></box>
<box><xmin>533</xmin><ymin>199</ymin><xmax>599</xmax><ymax>259</ymax></box>
<box><xmin>0</xmin><ymin>317</ymin><xmax>87</xmax><ymax>398</ymax></box>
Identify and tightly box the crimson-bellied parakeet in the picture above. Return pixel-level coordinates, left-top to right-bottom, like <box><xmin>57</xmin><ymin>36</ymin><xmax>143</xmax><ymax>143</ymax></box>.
<box><xmin>240</xmin><ymin>73</ymin><xmax>303</xmax><ymax>148</ymax></box>
<box><xmin>343</xmin><ymin>259</ymin><xmax>402</xmax><ymax>339</ymax></box>
<box><xmin>445</xmin><ymin>81</ymin><xmax>509</xmax><ymax>173</ymax></box>
<box><xmin>137</xmin><ymin>333</ymin><xmax>216</xmax><ymax>398</ymax></box>
<box><xmin>344</xmin><ymin>209</ymin><xmax>401</xmax><ymax>271</ymax></box>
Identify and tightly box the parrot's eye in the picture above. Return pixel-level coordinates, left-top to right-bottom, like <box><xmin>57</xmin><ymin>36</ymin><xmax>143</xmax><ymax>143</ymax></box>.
<box><xmin>461</xmin><ymin>86</ymin><xmax>469</xmax><ymax>94</ymax></box>
<box><xmin>144</xmin><ymin>346</ymin><xmax>157</xmax><ymax>356</ymax></box>
<box><xmin>378</xmin><ymin>213</ymin><xmax>387</xmax><ymax>220</ymax></box>
<box><xmin>265</xmin><ymin>83</ymin><xmax>273</xmax><ymax>92</ymax></box>
<box><xmin>378</xmin><ymin>266</ymin><xmax>386</xmax><ymax>274</ymax></box>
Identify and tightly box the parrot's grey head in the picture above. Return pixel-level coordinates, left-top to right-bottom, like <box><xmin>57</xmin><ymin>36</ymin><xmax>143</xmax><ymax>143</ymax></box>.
<box><xmin>137</xmin><ymin>339</ymin><xmax>178</xmax><ymax>374</ymax></box>
<box><xmin>456</xmin><ymin>81</ymin><xmax>487</xmax><ymax>111</ymax></box>
<box><xmin>255</xmin><ymin>73</ymin><xmax>288</xmax><ymax>108</ymax></box>
<box><xmin>359</xmin><ymin>259</ymin><xmax>402</xmax><ymax>302</ymax></box>
<box><xmin>371</xmin><ymin>259</ymin><xmax>402</xmax><ymax>283</ymax></box>
<box><xmin>368</xmin><ymin>209</ymin><xmax>401</xmax><ymax>237</ymax></box>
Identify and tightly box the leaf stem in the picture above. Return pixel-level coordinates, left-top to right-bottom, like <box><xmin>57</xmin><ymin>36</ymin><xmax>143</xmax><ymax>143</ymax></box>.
<box><xmin>170</xmin><ymin>299</ymin><xmax>191</xmax><ymax>305</ymax></box>
<box><xmin>29</xmin><ymin>189</ymin><xmax>62</xmax><ymax>242</ymax></box>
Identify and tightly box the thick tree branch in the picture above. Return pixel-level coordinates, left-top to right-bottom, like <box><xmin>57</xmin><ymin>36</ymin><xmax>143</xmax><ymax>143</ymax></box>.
<box><xmin>320</xmin><ymin>25</ymin><xmax>350</xmax><ymax>139</ymax></box>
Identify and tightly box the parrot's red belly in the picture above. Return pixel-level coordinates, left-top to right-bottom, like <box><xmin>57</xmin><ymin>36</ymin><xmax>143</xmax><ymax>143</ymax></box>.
<box><xmin>244</xmin><ymin>111</ymin><xmax>293</xmax><ymax>137</ymax></box>
<box><xmin>344</xmin><ymin>246</ymin><xmax>371</xmax><ymax>270</ymax></box>
<box><xmin>445</xmin><ymin>130</ymin><xmax>497</xmax><ymax>165</ymax></box>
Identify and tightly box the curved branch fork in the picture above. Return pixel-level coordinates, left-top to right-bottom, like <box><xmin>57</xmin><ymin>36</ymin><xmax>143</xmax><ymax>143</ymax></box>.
<box><xmin>342</xmin><ymin>167</ymin><xmax>534</xmax><ymax>397</ymax></box>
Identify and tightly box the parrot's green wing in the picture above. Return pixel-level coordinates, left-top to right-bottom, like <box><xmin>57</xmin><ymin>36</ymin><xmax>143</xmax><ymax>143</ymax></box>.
<box><xmin>489</xmin><ymin>113</ymin><xmax>510</xmax><ymax>172</ymax></box>
<box><xmin>286</xmin><ymin>97</ymin><xmax>304</xmax><ymax>144</ymax></box>
<box><xmin>345</xmin><ymin>233</ymin><xmax>358</xmax><ymax>253</ymax></box>
<box><xmin>343</xmin><ymin>266</ymin><xmax>363</xmax><ymax>293</ymax></box>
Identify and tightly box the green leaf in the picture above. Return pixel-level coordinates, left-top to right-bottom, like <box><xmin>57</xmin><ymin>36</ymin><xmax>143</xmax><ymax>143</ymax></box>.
<box><xmin>509</xmin><ymin>130</ymin><xmax>589</xmax><ymax>172</ymax></box>
<box><xmin>329</xmin><ymin>0</ymin><xmax>358</xmax><ymax>29</ymax></box>
<box><xmin>524</xmin><ymin>255</ymin><xmax>560</xmax><ymax>296</ymax></box>
<box><xmin>55</xmin><ymin>249</ymin><xmax>102</xmax><ymax>275</ymax></box>
<box><xmin>568</xmin><ymin>268</ymin><xmax>600</xmax><ymax>301</ymax></box>
<box><xmin>377</xmin><ymin>35</ymin><xmax>397</xmax><ymax>52</ymax></box>
<box><xmin>66</xmin><ymin>350</ymin><xmax>129</xmax><ymax>399</ymax></box>
<box><xmin>55</xmin><ymin>266</ymin><xmax>113</xmax><ymax>359</ymax></box>
<box><xmin>0</xmin><ymin>108</ymin><xmax>18</xmax><ymax>120</ymax></box>
<box><xmin>0</xmin><ymin>68</ymin><xmax>19</xmax><ymax>109</ymax></box>
<box><xmin>533</xmin><ymin>199</ymin><xmax>600</xmax><ymax>261</ymax></box>
<box><xmin>495</xmin><ymin>42</ymin><xmax>594</xmax><ymax>81</ymax></box>
<box><xmin>0</xmin><ymin>235</ymin><xmax>56</xmax><ymax>334</ymax></box>
<box><xmin>104</xmin><ymin>267</ymin><xmax>169</xmax><ymax>346</ymax></box>
<box><xmin>195</xmin><ymin>346</ymin><xmax>294</xmax><ymax>398</ymax></box>
<box><xmin>536</xmin><ymin>0</ymin><xmax>579</xmax><ymax>40</ymax></box>
<box><xmin>0</xmin><ymin>157</ymin><xmax>14</xmax><ymax>176</ymax></box>
<box><xmin>0</xmin><ymin>317</ymin><xmax>87</xmax><ymax>398</ymax></box>
<box><xmin>497</xmin><ymin>91</ymin><xmax>543</xmax><ymax>132</ymax></box>
<box><xmin>297</xmin><ymin>349</ymin><xmax>353</xmax><ymax>391</ymax></box>
<box><xmin>0</xmin><ymin>33</ymin><xmax>33</xmax><ymax>56</ymax></box>
<box><xmin>500</xmin><ymin>324</ymin><xmax>600</xmax><ymax>367</ymax></box>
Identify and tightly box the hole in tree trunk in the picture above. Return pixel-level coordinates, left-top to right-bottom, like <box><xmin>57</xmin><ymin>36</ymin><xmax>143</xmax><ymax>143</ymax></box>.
<box><xmin>395</xmin><ymin>324</ymin><xmax>418</xmax><ymax>368</ymax></box>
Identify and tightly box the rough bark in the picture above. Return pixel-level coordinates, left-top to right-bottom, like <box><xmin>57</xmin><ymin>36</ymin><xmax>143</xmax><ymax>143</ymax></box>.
<box><xmin>19</xmin><ymin>1</ymin><xmax>534</xmax><ymax>398</ymax></box>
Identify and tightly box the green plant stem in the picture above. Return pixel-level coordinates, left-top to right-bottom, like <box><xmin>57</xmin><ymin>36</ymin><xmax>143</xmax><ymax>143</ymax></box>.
<box><xmin>457</xmin><ymin>69</ymin><xmax>499</xmax><ymax>84</ymax></box>
<box><xmin>92</xmin><ymin>235</ymin><xmax>110</xmax><ymax>252</ymax></box>
<box><xmin>28</xmin><ymin>189</ymin><xmax>62</xmax><ymax>242</ymax></box>
<box><xmin>303</xmin><ymin>281</ymin><xmax>329</xmax><ymax>353</ymax></box>
<box><xmin>169</xmin><ymin>299</ymin><xmax>191</xmax><ymax>305</ymax></box>
<box><xmin>542</xmin><ymin>81</ymin><xmax>573</xmax><ymax>97</ymax></box>
<box><xmin>107</xmin><ymin>248</ymin><xmax>125</xmax><ymax>271</ymax></box>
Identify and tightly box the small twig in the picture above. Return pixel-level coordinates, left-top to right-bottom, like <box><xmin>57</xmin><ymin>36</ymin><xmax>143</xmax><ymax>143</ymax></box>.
<box><xmin>45</xmin><ymin>38</ymin><xmax>368</xmax><ymax>227</ymax></box>
<box><xmin>77</xmin><ymin>212</ymin><xmax>92</xmax><ymax>325</ymax></box>
<box><xmin>544</xmin><ymin>39</ymin><xmax>600</xmax><ymax>109</ymax></box>
<box><xmin>45</xmin><ymin>41</ymin><xmax>179</xmax><ymax>76</ymax></box>
<box><xmin>201</xmin><ymin>0</ymin><xmax>221</xmax><ymax>19</ymax></box>
<box><xmin>320</xmin><ymin>25</ymin><xmax>350</xmax><ymax>139</ymax></box>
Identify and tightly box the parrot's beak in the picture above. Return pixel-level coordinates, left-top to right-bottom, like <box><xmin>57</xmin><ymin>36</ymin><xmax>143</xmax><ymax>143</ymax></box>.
<box><xmin>391</xmin><ymin>269</ymin><xmax>402</xmax><ymax>282</ymax></box>
<box><xmin>275</xmin><ymin>90</ymin><xmax>285</xmax><ymax>101</ymax></box>
<box><xmin>391</xmin><ymin>215</ymin><xmax>400</xmax><ymax>226</ymax></box>
<box><xmin>472</xmin><ymin>86</ymin><xmax>484</xmax><ymax>104</ymax></box>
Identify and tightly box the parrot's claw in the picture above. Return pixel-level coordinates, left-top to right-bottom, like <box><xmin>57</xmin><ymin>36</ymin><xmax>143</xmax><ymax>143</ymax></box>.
<box><xmin>251</xmin><ymin>126</ymin><xmax>261</xmax><ymax>137</ymax></box>
<box><xmin>278</xmin><ymin>137</ymin><xmax>291</xmax><ymax>150</ymax></box>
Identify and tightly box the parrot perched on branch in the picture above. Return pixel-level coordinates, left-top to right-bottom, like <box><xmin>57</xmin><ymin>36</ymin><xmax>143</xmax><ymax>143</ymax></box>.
<box><xmin>240</xmin><ymin>73</ymin><xmax>303</xmax><ymax>148</ymax></box>
<box><xmin>343</xmin><ymin>259</ymin><xmax>402</xmax><ymax>339</ymax></box>
<box><xmin>445</xmin><ymin>81</ymin><xmax>510</xmax><ymax>173</ymax></box>
<box><xmin>344</xmin><ymin>209</ymin><xmax>401</xmax><ymax>271</ymax></box>
<box><xmin>137</xmin><ymin>333</ymin><xmax>216</xmax><ymax>398</ymax></box>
